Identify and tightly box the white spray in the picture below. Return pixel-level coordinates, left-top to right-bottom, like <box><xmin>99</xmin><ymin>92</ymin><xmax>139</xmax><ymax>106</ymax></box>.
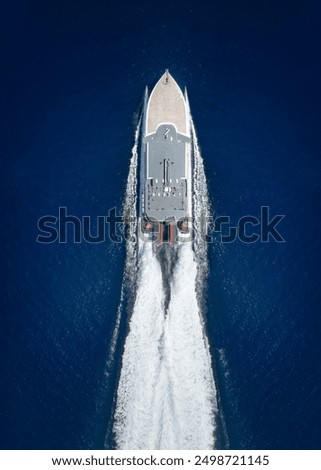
<box><xmin>106</xmin><ymin>118</ymin><xmax>141</xmax><ymax>369</ymax></box>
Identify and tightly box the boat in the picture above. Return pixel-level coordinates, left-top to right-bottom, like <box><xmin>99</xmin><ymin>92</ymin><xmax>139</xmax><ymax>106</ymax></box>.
<box><xmin>139</xmin><ymin>70</ymin><xmax>192</xmax><ymax>245</ymax></box>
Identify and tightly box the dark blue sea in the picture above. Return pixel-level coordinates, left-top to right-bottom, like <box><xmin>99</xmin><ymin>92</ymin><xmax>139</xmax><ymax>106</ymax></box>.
<box><xmin>1</xmin><ymin>0</ymin><xmax>320</xmax><ymax>449</ymax></box>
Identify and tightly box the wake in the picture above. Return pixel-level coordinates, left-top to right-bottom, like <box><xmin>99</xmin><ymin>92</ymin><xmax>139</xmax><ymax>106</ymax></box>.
<box><xmin>106</xmin><ymin>118</ymin><xmax>141</xmax><ymax>369</ymax></box>
<box><xmin>112</xmin><ymin>119</ymin><xmax>218</xmax><ymax>450</ymax></box>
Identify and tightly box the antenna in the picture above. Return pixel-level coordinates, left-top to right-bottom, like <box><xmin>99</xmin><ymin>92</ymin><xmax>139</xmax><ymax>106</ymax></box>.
<box><xmin>164</xmin><ymin>69</ymin><xmax>170</xmax><ymax>85</ymax></box>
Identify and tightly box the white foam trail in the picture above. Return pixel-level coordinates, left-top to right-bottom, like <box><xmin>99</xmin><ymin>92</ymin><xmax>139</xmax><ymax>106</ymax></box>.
<box><xmin>113</xmin><ymin>242</ymin><xmax>165</xmax><ymax>448</ymax></box>
<box><xmin>122</xmin><ymin>118</ymin><xmax>141</xmax><ymax>285</ymax></box>
<box><xmin>114</xmin><ymin>243</ymin><xmax>217</xmax><ymax>449</ymax></box>
<box><xmin>191</xmin><ymin>119</ymin><xmax>211</xmax><ymax>280</ymax></box>
<box><xmin>157</xmin><ymin>244</ymin><xmax>217</xmax><ymax>449</ymax></box>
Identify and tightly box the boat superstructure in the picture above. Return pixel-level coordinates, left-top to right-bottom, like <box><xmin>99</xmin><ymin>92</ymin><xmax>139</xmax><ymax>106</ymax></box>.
<box><xmin>139</xmin><ymin>70</ymin><xmax>192</xmax><ymax>244</ymax></box>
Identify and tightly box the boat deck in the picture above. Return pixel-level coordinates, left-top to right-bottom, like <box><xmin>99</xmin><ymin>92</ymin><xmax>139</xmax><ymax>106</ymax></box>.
<box><xmin>146</xmin><ymin>70</ymin><xmax>187</xmax><ymax>135</ymax></box>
